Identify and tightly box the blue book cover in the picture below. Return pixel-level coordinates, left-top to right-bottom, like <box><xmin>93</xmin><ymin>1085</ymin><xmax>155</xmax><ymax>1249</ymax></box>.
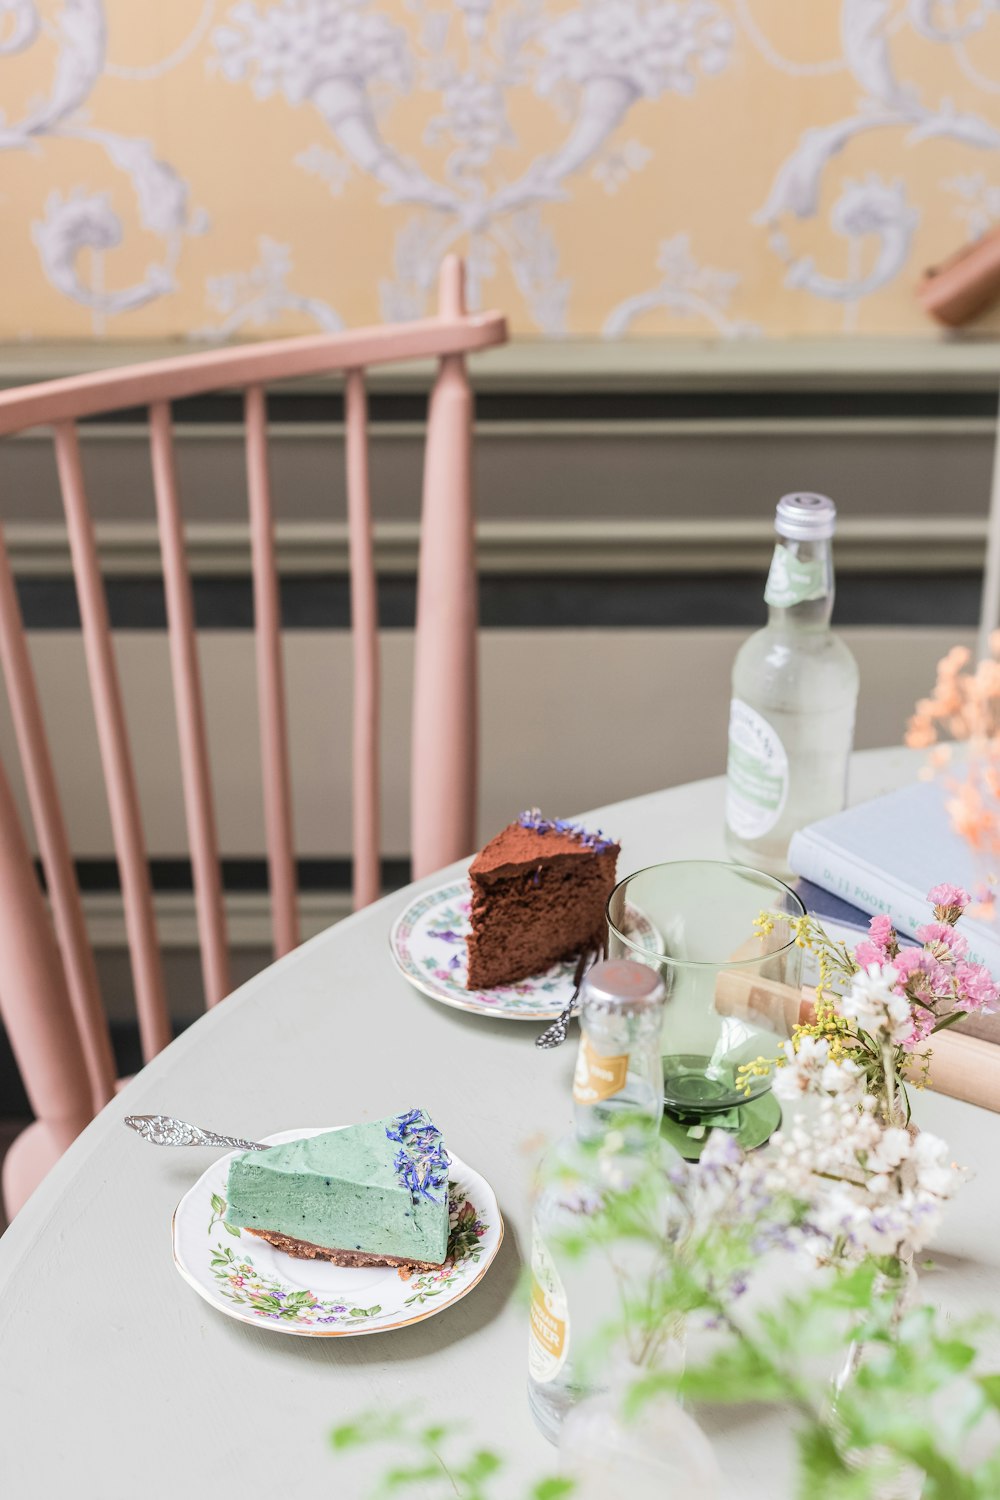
<box><xmin>791</xmin><ymin>879</ymin><xmax>917</xmax><ymax>984</ymax></box>
<box><xmin>793</xmin><ymin>877</ymin><xmax>872</xmax><ymax>933</ymax></box>
<box><xmin>788</xmin><ymin>779</ymin><xmax>1000</xmax><ymax>976</ymax></box>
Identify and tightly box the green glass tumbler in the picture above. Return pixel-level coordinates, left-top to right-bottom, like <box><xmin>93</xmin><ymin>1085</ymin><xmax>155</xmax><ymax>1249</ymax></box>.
<box><xmin>607</xmin><ymin>861</ymin><xmax>805</xmax><ymax>1160</ymax></box>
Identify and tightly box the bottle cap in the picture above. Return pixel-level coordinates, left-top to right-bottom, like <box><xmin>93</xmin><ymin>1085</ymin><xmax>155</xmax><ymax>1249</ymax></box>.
<box><xmin>581</xmin><ymin>958</ymin><xmax>665</xmax><ymax>1013</ymax></box>
<box><xmin>774</xmin><ymin>492</ymin><xmax>837</xmax><ymax>541</ymax></box>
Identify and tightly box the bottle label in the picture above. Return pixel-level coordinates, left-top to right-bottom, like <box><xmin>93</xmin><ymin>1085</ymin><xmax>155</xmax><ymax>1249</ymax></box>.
<box><xmin>528</xmin><ymin>1234</ymin><xmax>569</xmax><ymax>1383</ymax></box>
<box><xmin>572</xmin><ymin>1036</ymin><xmax>629</xmax><ymax>1104</ymax></box>
<box><xmin>764</xmin><ymin>545</ymin><xmax>826</xmax><ymax>608</ymax></box>
<box><xmin>726</xmin><ymin>699</ymin><xmax>789</xmax><ymax>839</ymax></box>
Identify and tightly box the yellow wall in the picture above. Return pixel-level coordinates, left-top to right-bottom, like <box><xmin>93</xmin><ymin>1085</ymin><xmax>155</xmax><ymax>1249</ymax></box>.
<box><xmin>3</xmin><ymin>1</ymin><xmax>1000</xmax><ymax>341</ymax></box>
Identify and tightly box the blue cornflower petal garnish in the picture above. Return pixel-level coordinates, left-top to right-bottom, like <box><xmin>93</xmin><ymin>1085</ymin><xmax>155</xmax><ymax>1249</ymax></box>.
<box><xmin>385</xmin><ymin>1109</ymin><xmax>448</xmax><ymax>1205</ymax></box>
<box><xmin>517</xmin><ymin>809</ymin><xmax>617</xmax><ymax>853</ymax></box>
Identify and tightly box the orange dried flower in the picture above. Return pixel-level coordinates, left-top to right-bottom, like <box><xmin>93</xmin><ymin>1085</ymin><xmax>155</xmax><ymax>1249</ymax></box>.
<box><xmin>911</xmin><ymin>642</ymin><xmax>1000</xmax><ymax>861</ymax></box>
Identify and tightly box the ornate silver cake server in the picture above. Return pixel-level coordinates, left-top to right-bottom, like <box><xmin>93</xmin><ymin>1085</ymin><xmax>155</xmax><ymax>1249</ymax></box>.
<box><xmin>123</xmin><ymin>1115</ymin><xmax>268</xmax><ymax>1151</ymax></box>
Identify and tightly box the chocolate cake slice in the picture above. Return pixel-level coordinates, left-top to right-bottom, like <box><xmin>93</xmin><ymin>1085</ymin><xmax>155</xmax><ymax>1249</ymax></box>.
<box><xmin>466</xmin><ymin>810</ymin><xmax>619</xmax><ymax>990</ymax></box>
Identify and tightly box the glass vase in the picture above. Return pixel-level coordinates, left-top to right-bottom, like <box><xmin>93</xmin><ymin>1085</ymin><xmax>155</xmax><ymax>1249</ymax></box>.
<box><xmin>832</xmin><ymin>1255</ymin><xmax>922</xmax><ymax>1499</ymax></box>
<box><xmin>834</xmin><ymin>1253</ymin><xmax>918</xmax><ymax>1395</ymax></box>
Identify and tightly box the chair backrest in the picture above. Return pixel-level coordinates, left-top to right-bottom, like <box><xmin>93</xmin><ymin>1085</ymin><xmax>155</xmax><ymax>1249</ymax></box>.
<box><xmin>0</xmin><ymin>257</ymin><xmax>507</xmax><ymax>1215</ymax></box>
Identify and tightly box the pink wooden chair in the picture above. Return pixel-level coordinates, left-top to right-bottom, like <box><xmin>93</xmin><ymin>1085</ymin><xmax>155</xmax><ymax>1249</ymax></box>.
<box><xmin>0</xmin><ymin>257</ymin><xmax>507</xmax><ymax>1218</ymax></box>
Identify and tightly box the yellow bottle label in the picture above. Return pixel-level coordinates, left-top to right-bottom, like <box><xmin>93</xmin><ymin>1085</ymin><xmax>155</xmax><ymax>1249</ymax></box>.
<box><xmin>572</xmin><ymin>1035</ymin><xmax>629</xmax><ymax>1104</ymax></box>
<box><xmin>528</xmin><ymin>1235</ymin><xmax>568</xmax><ymax>1383</ymax></box>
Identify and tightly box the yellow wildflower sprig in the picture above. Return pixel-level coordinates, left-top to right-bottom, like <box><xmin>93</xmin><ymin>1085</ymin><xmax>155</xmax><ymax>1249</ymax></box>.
<box><xmin>737</xmin><ymin>909</ymin><xmax>874</xmax><ymax>1097</ymax></box>
<box><xmin>790</xmin><ymin>993</ymin><xmax>861</xmax><ymax>1065</ymax></box>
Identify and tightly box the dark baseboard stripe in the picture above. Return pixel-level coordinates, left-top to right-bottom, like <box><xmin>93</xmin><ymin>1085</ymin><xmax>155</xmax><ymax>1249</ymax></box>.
<box><xmin>87</xmin><ymin>387</ymin><xmax>1000</xmax><ymax>426</ymax></box>
<box><xmin>41</xmin><ymin>857</ymin><xmax>412</xmax><ymax>895</ymax></box>
<box><xmin>15</xmin><ymin>570</ymin><xmax>984</xmax><ymax>631</ymax></box>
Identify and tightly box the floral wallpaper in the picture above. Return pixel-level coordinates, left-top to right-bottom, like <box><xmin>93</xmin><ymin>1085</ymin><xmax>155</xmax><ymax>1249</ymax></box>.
<box><xmin>2</xmin><ymin>0</ymin><xmax>1000</xmax><ymax>340</ymax></box>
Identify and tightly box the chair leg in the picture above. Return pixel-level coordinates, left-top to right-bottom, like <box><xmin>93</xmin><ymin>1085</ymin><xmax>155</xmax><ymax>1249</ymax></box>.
<box><xmin>2</xmin><ymin>1121</ymin><xmax>86</xmax><ymax>1221</ymax></box>
<box><xmin>0</xmin><ymin>756</ymin><xmax>92</xmax><ymax>1220</ymax></box>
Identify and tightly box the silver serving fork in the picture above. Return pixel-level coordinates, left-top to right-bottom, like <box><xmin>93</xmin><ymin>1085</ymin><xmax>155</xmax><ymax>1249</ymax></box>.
<box><xmin>535</xmin><ymin>946</ymin><xmax>597</xmax><ymax>1050</ymax></box>
<box><xmin>123</xmin><ymin>1115</ymin><xmax>268</xmax><ymax>1151</ymax></box>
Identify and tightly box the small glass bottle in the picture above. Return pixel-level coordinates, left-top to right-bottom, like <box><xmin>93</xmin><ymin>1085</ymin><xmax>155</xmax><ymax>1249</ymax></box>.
<box><xmin>559</xmin><ymin>1371</ymin><xmax>722</xmax><ymax>1499</ymax></box>
<box><xmin>725</xmin><ymin>492</ymin><xmax>859</xmax><ymax>878</ymax></box>
<box><xmin>527</xmin><ymin>960</ymin><xmax>666</xmax><ymax>1444</ymax></box>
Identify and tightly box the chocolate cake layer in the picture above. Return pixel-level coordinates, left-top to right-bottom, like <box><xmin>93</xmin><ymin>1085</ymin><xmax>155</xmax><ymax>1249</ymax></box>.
<box><xmin>466</xmin><ymin>814</ymin><xmax>619</xmax><ymax>989</ymax></box>
<box><xmin>245</xmin><ymin>1225</ymin><xmax>445</xmax><ymax>1270</ymax></box>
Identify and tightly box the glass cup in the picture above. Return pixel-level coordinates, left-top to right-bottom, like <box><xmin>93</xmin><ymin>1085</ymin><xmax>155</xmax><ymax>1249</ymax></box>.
<box><xmin>606</xmin><ymin>861</ymin><xmax>805</xmax><ymax>1158</ymax></box>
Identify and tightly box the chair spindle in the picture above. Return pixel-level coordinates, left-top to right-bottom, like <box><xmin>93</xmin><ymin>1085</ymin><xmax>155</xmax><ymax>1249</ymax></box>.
<box><xmin>149</xmin><ymin>402</ymin><xmax>231</xmax><ymax>1005</ymax></box>
<box><xmin>344</xmin><ymin>370</ymin><xmax>381</xmax><ymax>910</ymax></box>
<box><xmin>54</xmin><ymin>421</ymin><xmax>171</xmax><ymax>1063</ymax></box>
<box><xmin>411</xmin><ymin>256</ymin><xmax>478</xmax><ymax>878</ymax></box>
<box><xmin>244</xmin><ymin>386</ymin><xmax>299</xmax><ymax>955</ymax></box>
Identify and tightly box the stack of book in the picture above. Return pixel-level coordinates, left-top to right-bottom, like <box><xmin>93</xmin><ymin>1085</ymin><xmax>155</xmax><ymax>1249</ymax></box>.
<box><xmin>788</xmin><ymin>779</ymin><xmax>1000</xmax><ymax>1113</ymax></box>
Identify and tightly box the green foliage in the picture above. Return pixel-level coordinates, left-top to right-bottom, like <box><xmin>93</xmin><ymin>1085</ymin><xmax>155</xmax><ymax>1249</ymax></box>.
<box><xmin>330</xmin><ymin>1153</ymin><xmax>1000</xmax><ymax>1498</ymax></box>
<box><xmin>666</xmin><ymin>1265</ymin><xmax>1000</xmax><ymax>1500</ymax></box>
<box><xmin>329</xmin><ymin>1409</ymin><xmax>534</xmax><ymax>1500</ymax></box>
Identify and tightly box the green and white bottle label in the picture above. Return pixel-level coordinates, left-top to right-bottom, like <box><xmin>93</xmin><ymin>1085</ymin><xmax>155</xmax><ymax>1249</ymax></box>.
<box><xmin>764</xmin><ymin>545</ymin><xmax>826</xmax><ymax>608</ymax></box>
<box><xmin>528</xmin><ymin>1234</ymin><xmax>569</xmax><ymax>1384</ymax></box>
<box><xmin>726</xmin><ymin>699</ymin><xmax>789</xmax><ymax>839</ymax></box>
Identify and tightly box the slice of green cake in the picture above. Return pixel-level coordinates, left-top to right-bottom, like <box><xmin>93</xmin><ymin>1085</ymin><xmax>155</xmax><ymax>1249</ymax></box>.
<box><xmin>223</xmin><ymin>1109</ymin><xmax>450</xmax><ymax>1268</ymax></box>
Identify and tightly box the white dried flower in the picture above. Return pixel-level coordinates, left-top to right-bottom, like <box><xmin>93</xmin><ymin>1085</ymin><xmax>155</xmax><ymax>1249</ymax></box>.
<box><xmin>771</xmin><ymin>1035</ymin><xmax>830</xmax><ymax>1101</ymax></box>
<box><xmin>840</xmin><ymin>962</ymin><xmax>913</xmax><ymax>1044</ymax></box>
<box><xmin>911</xmin><ymin>1131</ymin><xmax>962</xmax><ymax>1198</ymax></box>
<box><xmin>820</xmin><ymin>1058</ymin><xmax>864</xmax><ymax>1097</ymax></box>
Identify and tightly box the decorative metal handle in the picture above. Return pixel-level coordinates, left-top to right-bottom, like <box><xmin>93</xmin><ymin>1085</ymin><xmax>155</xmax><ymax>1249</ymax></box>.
<box><xmin>535</xmin><ymin>945</ymin><xmax>598</xmax><ymax>1049</ymax></box>
<box><xmin>123</xmin><ymin>1115</ymin><xmax>268</xmax><ymax>1152</ymax></box>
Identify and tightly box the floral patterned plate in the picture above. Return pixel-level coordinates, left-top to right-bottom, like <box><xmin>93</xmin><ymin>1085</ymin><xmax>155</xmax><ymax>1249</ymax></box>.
<box><xmin>389</xmin><ymin>878</ymin><xmax>662</xmax><ymax>1020</ymax></box>
<box><xmin>172</xmin><ymin>1127</ymin><xmax>503</xmax><ymax>1337</ymax></box>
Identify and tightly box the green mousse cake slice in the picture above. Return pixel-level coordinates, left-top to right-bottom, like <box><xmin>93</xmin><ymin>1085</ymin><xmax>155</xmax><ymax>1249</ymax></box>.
<box><xmin>223</xmin><ymin>1109</ymin><xmax>450</xmax><ymax>1268</ymax></box>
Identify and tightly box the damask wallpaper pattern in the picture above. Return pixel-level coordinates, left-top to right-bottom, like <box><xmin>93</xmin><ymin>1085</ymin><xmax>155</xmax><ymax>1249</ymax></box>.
<box><xmin>2</xmin><ymin>0</ymin><xmax>1000</xmax><ymax>340</ymax></box>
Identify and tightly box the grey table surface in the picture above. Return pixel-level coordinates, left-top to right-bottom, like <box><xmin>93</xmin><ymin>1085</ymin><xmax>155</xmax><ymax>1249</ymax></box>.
<box><xmin>1</xmin><ymin>747</ymin><xmax>997</xmax><ymax>1499</ymax></box>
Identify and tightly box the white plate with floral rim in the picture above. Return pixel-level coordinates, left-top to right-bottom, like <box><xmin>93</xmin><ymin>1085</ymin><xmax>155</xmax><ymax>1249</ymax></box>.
<box><xmin>172</xmin><ymin>1127</ymin><xmax>503</xmax><ymax>1337</ymax></box>
<box><xmin>389</xmin><ymin>878</ymin><xmax>662</xmax><ymax>1020</ymax></box>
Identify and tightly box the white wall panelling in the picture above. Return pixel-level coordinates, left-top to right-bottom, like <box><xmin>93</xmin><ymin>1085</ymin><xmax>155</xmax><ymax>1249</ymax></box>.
<box><xmin>0</xmin><ymin>625</ymin><xmax>972</xmax><ymax>1028</ymax></box>
<box><xmin>0</xmin><ymin>626</ymin><xmax>974</xmax><ymax>861</ymax></box>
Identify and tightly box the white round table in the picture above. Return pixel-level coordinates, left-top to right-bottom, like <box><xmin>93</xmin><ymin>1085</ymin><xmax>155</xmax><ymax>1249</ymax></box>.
<box><xmin>1</xmin><ymin>747</ymin><xmax>997</xmax><ymax>1498</ymax></box>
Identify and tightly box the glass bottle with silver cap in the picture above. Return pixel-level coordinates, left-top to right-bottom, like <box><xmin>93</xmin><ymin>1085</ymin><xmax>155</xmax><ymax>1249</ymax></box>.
<box><xmin>724</xmin><ymin>492</ymin><xmax>859</xmax><ymax>877</ymax></box>
<box><xmin>527</xmin><ymin>959</ymin><xmax>667</xmax><ymax>1443</ymax></box>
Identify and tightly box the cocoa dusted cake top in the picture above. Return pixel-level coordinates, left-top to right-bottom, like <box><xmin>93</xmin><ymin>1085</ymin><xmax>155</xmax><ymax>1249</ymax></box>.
<box><xmin>470</xmin><ymin>808</ymin><xmax>619</xmax><ymax>881</ymax></box>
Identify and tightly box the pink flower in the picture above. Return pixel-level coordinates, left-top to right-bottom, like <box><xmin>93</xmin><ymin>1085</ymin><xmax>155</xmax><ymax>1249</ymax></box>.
<box><xmin>854</xmin><ymin>915</ymin><xmax>899</xmax><ymax>970</ymax></box>
<box><xmin>902</xmin><ymin>1008</ymin><xmax>937</xmax><ymax>1052</ymax></box>
<box><xmin>927</xmin><ymin>883</ymin><xmax>971</xmax><ymax>922</ymax></box>
<box><xmin>893</xmin><ymin>947</ymin><xmax>951</xmax><ymax>1002</ymax></box>
<box><xmin>928</xmin><ymin>883</ymin><xmax>970</xmax><ymax>908</ymax></box>
<box><xmin>889</xmin><ymin>948</ymin><xmax>925</xmax><ymax>981</ymax></box>
<box><xmin>869</xmin><ymin>915</ymin><xmax>895</xmax><ymax>948</ymax></box>
<box><xmin>954</xmin><ymin>961</ymin><xmax>999</xmax><ymax>1013</ymax></box>
<box><xmin>854</xmin><ymin>939</ymin><xmax>886</xmax><ymax>969</ymax></box>
<box><xmin>915</xmin><ymin>922</ymin><xmax>969</xmax><ymax>959</ymax></box>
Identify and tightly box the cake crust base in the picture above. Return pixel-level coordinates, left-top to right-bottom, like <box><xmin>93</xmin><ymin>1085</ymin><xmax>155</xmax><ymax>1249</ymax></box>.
<box><xmin>244</xmin><ymin>1225</ymin><xmax>446</xmax><ymax>1271</ymax></box>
